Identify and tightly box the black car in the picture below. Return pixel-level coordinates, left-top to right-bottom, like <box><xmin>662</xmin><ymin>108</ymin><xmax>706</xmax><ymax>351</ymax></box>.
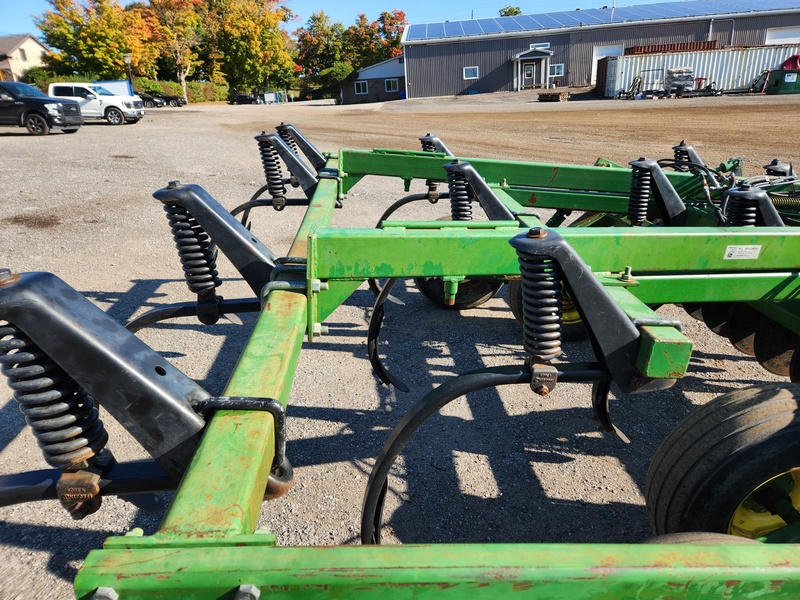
<box><xmin>135</xmin><ymin>91</ymin><xmax>165</xmax><ymax>108</ymax></box>
<box><xmin>0</xmin><ymin>81</ymin><xmax>83</xmax><ymax>135</ymax></box>
<box><xmin>148</xmin><ymin>90</ymin><xmax>187</xmax><ymax>107</ymax></box>
<box><xmin>230</xmin><ymin>93</ymin><xmax>262</xmax><ymax>104</ymax></box>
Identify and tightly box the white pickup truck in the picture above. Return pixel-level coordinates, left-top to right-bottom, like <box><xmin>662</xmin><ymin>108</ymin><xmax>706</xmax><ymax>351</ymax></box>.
<box><xmin>48</xmin><ymin>83</ymin><xmax>145</xmax><ymax>125</ymax></box>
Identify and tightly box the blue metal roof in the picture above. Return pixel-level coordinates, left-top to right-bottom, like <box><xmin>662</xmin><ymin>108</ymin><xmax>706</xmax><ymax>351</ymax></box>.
<box><xmin>404</xmin><ymin>0</ymin><xmax>800</xmax><ymax>42</ymax></box>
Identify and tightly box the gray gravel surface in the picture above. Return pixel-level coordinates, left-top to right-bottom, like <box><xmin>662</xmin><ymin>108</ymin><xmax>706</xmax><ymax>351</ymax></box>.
<box><xmin>0</xmin><ymin>93</ymin><xmax>793</xmax><ymax>598</ymax></box>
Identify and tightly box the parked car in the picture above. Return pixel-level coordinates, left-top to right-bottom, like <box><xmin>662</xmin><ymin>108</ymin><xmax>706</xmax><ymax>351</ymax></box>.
<box><xmin>135</xmin><ymin>91</ymin><xmax>165</xmax><ymax>108</ymax></box>
<box><xmin>148</xmin><ymin>90</ymin><xmax>186</xmax><ymax>106</ymax></box>
<box><xmin>230</xmin><ymin>93</ymin><xmax>262</xmax><ymax>104</ymax></box>
<box><xmin>0</xmin><ymin>81</ymin><xmax>83</xmax><ymax>135</ymax></box>
<box><xmin>48</xmin><ymin>83</ymin><xmax>145</xmax><ymax>125</ymax></box>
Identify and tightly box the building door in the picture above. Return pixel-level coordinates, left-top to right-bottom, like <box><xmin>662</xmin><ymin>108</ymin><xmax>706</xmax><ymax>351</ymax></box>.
<box><xmin>523</xmin><ymin>63</ymin><xmax>537</xmax><ymax>88</ymax></box>
<box><xmin>591</xmin><ymin>44</ymin><xmax>624</xmax><ymax>84</ymax></box>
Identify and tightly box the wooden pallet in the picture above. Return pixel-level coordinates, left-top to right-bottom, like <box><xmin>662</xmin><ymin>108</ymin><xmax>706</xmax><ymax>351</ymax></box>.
<box><xmin>538</xmin><ymin>91</ymin><xmax>570</xmax><ymax>102</ymax></box>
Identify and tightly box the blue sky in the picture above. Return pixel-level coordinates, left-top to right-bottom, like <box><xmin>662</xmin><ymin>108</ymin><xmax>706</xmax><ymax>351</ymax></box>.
<box><xmin>1</xmin><ymin>0</ymin><xmax>667</xmax><ymax>36</ymax></box>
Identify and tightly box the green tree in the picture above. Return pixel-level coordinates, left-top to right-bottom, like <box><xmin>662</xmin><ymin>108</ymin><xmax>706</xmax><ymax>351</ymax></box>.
<box><xmin>206</xmin><ymin>0</ymin><xmax>294</xmax><ymax>95</ymax></box>
<box><xmin>499</xmin><ymin>6</ymin><xmax>523</xmax><ymax>16</ymax></box>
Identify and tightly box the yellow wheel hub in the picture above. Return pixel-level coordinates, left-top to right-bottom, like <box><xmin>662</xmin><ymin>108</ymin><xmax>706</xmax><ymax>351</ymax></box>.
<box><xmin>729</xmin><ymin>468</ymin><xmax>800</xmax><ymax>538</ymax></box>
<box><xmin>562</xmin><ymin>297</ymin><xmax>581</xmax><ymax>326</ymax></box>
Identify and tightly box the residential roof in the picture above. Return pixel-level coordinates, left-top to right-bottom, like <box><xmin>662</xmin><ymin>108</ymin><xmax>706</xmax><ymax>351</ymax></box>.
<box><xmin>403</xmin><ymin>0</ymin><xmax>800</xmax><ymax>43</ymax></box>
<box><xmin>0</xmin><ymin>34</ymin><xmax>46</xmax><ymax>55</ymax></box>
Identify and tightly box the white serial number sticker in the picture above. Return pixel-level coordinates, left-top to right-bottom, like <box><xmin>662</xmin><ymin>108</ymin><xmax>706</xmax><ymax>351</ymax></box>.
<box><xmin>724</xmin><ymin>245</ymin><xmax>761</xmax><ymax>260</ymax></box>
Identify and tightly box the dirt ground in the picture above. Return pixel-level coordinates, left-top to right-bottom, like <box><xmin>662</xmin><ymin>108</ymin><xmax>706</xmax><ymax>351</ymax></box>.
<box><xmin>0</xmin><ymin>90</ymin><xmax>797</xmax><ymax>599</ymax></box>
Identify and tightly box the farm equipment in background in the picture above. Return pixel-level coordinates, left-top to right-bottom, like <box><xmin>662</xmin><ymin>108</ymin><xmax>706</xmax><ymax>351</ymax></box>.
<box><xmin>3</xmin><ymin>125</ymin><xmax>800</xmax><ymax>597</ymax></box>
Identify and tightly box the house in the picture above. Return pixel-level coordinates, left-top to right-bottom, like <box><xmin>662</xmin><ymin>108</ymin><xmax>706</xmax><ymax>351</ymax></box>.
<box><xmin>0</xmin><ymin>35</ymin><xmax>48</xmax><ymax>82</ymax></box>
<box><xmin>400</xmin><ymin>0</ymin><xmax>800</xmax><ymax>98</ymax></box>
<box><xmin>341</xmin><ymin>55</ymin><xmax>406</xmax><ymax>104</ymax></box>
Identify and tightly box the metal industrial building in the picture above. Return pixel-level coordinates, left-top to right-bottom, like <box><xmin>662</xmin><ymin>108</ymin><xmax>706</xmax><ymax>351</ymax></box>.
<box><xmin>400</xmin><ymin>0</ymin><xmax>800</xmax><ymax>99</ymax></box>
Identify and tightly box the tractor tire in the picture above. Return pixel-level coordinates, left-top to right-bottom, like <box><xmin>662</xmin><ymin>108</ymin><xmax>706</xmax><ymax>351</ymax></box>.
<box><xmin>646</xmin><ymin>384</ymin><xmax>800</xmax><ymax>540</ymax></box>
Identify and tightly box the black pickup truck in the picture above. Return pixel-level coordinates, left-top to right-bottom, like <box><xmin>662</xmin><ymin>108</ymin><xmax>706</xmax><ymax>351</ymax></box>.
<box><xmin>0</xmin><ymin>81</ymin><xmax>83</xmax><ymax>135</ymax></box>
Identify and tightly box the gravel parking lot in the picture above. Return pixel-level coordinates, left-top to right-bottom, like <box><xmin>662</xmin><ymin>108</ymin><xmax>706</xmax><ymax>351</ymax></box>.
<box><xmin>0</xmin><ymin>91</ymin><xmax>795</xmax><ymax>598</ymax></box>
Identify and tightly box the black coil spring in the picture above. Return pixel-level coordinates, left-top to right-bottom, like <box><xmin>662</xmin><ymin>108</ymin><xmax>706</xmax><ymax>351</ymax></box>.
<box><xmin>0</xmin><ymin>322</ymin><xmax>108</xmax><ymax>470</ymax></box>
<box><xmin>256</xmin><ymin>135</ymin><xmax>287</xmax><ymax>199</ymax></box>
<box><xmin>516</xmin><ymin>253</ymin><xmax>563</xmax><ymax>363</ymax></box>
<box><xmin>628</xmin><ymin>165</ymin><xmax>651</xmax><ymax>226</ymax></box>
<box><xmin>420</xmin><ymin>139</ymin><xmax>436</xmax><ymax>152</ymax></box>
<box><xmin>725</xmin><ymin>196</ymin><xmax>758</xmax><ymax>226</ymax></box>
<box><xmin>673</xmin><ymin>146</ymin><xmax>690</xmax><ymax>164</ymax></box>
<box><xmin>162</xmin><ymin>203</ymin><xmax>223</xmax><ymax>294</ymax></box>
<box><xmin>277</xmin><ymin>127</ymin><xmax>300</xmax><ymax>155</ymax></box>
<box><xmin>447</xmin><ymin>170</ymin><xmax>473</xmax><ymax>221</ymax></box>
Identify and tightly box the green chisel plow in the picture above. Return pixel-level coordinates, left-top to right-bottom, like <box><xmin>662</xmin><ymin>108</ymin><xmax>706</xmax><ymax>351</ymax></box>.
<box><xmin>2</xmin><ymin>124</ymin><xmax>800</xmax><ymax>598</ymax></box>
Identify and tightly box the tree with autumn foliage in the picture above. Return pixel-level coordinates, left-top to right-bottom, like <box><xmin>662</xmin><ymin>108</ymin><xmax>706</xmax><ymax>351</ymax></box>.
<box><xmin>35</xmin><ymin>0</ymin><xmax>159</xmax><ymax>78</ymax></box>
<box><xmin>147</xmin><ymin>0</ymin><xmax>204</xmax><ymax>101</ymax></box>
<box><xmin>204</xmin><ymin>0</ymin><xmax>294</xmax><ymax>95</ymax></box>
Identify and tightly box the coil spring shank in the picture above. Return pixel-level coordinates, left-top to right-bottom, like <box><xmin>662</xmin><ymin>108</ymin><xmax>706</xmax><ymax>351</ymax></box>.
<box><xmin>420</xmin><ymin>139</ymin><xmax>436</xmax><ymax>152</ymax></box>
<box><xmin>277</xmin><ymin>127</ymin><xmax>300</xmax><ymax>155</ymax></box>
<box><xmin>0</xmin><ymin>321</ymin><xmax>108</xmax><ymax>470</ymax></box>
<box><xmin>446</xmin><ymin>169</ymin><xmax>474</xmax><ymax>221</ymax></box>
<box><xmin>256</xmin><ymin>135</ymin><xmax>287</xmax><ymax>200</ymax></box>
<box><xmin>724</xmin><ymin>195</ymin><xmax>758</xmax><ymax>226</ymax></box>
<box><xmin>516</xmin><ymin>252</ymin><xmax>563</xmax><ymax>363</ymax></box>
<box><xmin>628</xmin><ymin>164</ymin><xmax>651</xmax><ymax>226</ymax></box>
<box><xmin>163</xmin><ymin>203</ymin><xmax>223</xmax><ymax>294</ymax></box>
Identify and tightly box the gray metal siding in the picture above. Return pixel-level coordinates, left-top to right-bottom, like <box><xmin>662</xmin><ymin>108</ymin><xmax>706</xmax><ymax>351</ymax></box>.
<box><xmin>732</xmin><ymin>15</ymin><xmax>800</xmax><ymax>46</ymax></box>
<box><xmin>568</xmin><ymin>22</ymin><xmax>712</xmax><ymax>85</ymax></box>
<box><xmin>406</xmin><ymin>35</ymin><xmax>569</xmax><ymax>98</ymax></box>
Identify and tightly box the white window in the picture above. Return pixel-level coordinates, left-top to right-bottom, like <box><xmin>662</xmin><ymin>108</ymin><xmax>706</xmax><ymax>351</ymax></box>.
<box><xmin>549</xmin><ymin>64</ymin><xmax>564</xmax><ymax>78</ymax></box>
<box><xmin>18</xmin><ymin>48</ymin><xmax>27</xmax><ymax>62</ymax></box>
<box><xmin>463</xmin><ymin>66</ymin><xmax>479</xmax><ymax>80</ymax></box>
<box><xmin>530</xmin><ymin>42</ymin><xmax>550</xmax><ymax>50</ymax></box>
<box><xmin>385</xmin><ymin>78</ymin><xmax>399</xmax><ymax>93</ymax></box>
<box><xmin>355</xmin><ymin>81</ymin><xmax>368</xmax><ymax>95</ymax></box>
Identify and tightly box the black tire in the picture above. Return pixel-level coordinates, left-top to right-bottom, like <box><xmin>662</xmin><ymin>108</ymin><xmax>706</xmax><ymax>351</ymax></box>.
<box><xmin>507</xmin><ymin>279</ymin><xmax>587</xmax><ymax>341</ymax></box>
<box><xmin>414</xmin><ymin>276</ymin><xmax>502</xmax><ymax>310</ymax></box>
<box><xmin>169</xmin><ymin>99</ymin><xmax>177</xmax><ymax>107</ymax></box>
<box><xmin>144</xmin><ymin>100</ymin><xmax>155</xmax><ymax>108</ymax></box>
<box><xmin>62</xmin><ymin>128</ymin><xmax>79</xmax><ymax>134</ymax></box>
<box><xmin>105</xmin><ymin>107</ymin><xmax>124</xmax><ymax>125</ymax></box>
<box><xmin>25</xmin><ymin>113</ymin><xmax>50</xmax><ymax>135</ymax></box>
<box><xmin>646</xmin><ymin>384</ymin><xmax>800</xmax><ymax>539</ymax></box>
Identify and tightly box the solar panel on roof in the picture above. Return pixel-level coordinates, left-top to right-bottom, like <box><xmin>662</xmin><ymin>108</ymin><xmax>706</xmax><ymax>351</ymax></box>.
<box><xmin>444</xmin><ymin>21</ymin><xmax>463</xmax><ymax>36</ymax></box>
<box><xmin>500</xmin><ymin>18</ymin><xmax>527</xmax><ymax>32</ymax></box>
<box><xmin>573</xmin><ymin>10</ymin><xmax>608</xmax><ymax>25</ymax></box>
<box><xmin>427</xmin><ymin>22</ymin><xmax>445</xmax><ymax>38</ymax></box>
<box><xmin>461</xmin><ymin>20</ymin><xmax>483</xmax><ymax>35</ymax></box>
<box><xmin>513</xmin><ymin>16</ymin><xmax>542</xmax><ymax>30</ymax></box>
<box><xmin>405</xmin><ymin>24</ymin><xmax>427</xmax><ymax>41</ymax></box>
<box><xmin>476</xmin><ymin>18</ymin><xmax>503</xmax><ymax>33</ymax></box>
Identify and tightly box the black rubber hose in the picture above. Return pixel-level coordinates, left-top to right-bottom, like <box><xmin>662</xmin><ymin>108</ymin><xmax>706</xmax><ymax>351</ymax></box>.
<box><xmin>361</xmin><ymin>364</ymin><xmax>531</xmax><ymax>544</ymax></box>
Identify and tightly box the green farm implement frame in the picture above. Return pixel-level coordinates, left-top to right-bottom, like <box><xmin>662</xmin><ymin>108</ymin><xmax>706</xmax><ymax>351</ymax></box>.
<box><xmin>2</xmin><ymin>126</ymin><xmax>800</xmax><ymax>597</ymax></box>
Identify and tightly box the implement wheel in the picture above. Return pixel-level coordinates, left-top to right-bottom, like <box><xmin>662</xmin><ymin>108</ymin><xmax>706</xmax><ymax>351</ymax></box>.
<box><xmin>414</xmin><ymin>276</ymin><xmax>502</xmax><ymax>310</ymax></box>
<box><xmin>646</xmin><ymin>384</ymin><xmax>800</xmax><ymax>539</ymax></box>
